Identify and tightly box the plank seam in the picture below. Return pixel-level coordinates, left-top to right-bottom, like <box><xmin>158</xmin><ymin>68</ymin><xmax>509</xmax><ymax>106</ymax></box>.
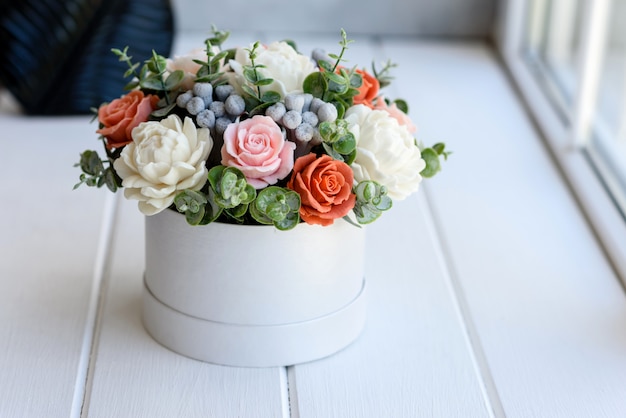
<box><xmin>421</xmin><ymin>185</ymin><xmax>506</xmax><ymax>418</ymax></box>
<box><xmin>286</xmin><ymin>366</ymin><xmax>299</xmax><ymax>418</ymax></box>
<box><xmin>69</xmin><ymin>193</ymin><xmax>120</xmax><ymax>418</ymax></box>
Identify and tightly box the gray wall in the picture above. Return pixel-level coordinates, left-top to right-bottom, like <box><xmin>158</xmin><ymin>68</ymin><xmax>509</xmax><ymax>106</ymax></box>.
<box><xmin>172</xmin><ymin>0</ymin><xmax>497</xmax><ymax>38</ymax></box>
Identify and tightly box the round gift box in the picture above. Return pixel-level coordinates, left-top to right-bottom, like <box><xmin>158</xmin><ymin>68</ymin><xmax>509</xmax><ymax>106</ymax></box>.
<box><xmin>141</xmin><ymin>208</ymin><xmax>367</xmax><ymax>367</ymax></box>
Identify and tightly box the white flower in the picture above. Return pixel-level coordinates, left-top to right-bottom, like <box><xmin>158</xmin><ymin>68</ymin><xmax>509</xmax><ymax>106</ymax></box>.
<box><xmin>345</xmin><ymin>105</ymin><xmax>426</xmax><ymax>200</ymax></box>
<box><xmin>113</xmin><ymin>115</ymin><xmax>213</xmax><ymax>215</ymax></box>
<box><xmin>227</xmin><ymin>41</ymin><xmax>317</xmax><ymax>98</ymax></box>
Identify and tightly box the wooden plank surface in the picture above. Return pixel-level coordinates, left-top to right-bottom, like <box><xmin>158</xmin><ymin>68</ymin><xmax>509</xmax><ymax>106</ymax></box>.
<box><xmin>0</xmin><ymin>114</ymin><xmax>105</xmax><ymax>417</ymax></box>
<box><xmin>386</xmin><ymin>40</ymin><xmax>626</xmax><ymax>417</ymax></box>
<box><xmin>80</xmin><ymin>31</ymin><xmax>286</xmax><ymax>417</ymax></box>
<box><xmin>290</xmin><ymin>193</ymin><xmax>491</xmax><ymax>418</ymax></box>
<box><xmin>84</xmin><ymin>198</ymin><xmax>286</xmax><ymax>417</ymax></box>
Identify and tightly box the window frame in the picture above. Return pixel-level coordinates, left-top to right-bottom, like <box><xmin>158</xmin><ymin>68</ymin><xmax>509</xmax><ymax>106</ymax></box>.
<box><xmin>497</xmin><ymin>0</ymin><xmax>626</xmax><ymax>285</ymax></box>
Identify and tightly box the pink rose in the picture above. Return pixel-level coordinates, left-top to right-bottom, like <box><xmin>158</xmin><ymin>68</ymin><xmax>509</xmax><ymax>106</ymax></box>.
<box><xmin>373</xmin><ymin>96</ymin><xmax>417</xmax><ymax>134</ymax></box>
<box><xmin>221</xmin><ymin>115</ymin><xmax>296</xmax><ymax>188</ymax></box>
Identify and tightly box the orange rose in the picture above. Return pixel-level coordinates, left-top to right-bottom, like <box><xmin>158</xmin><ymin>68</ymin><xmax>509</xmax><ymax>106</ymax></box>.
<box><xmin>287</xmin><ymin>154</ymin><xmax>356</xmax><ymax>226</ymax></box>
<box><xmin>353</xmin><ymin>69</ymin><xmax>379</xmax><ymax>108</ymax></box>
<box><xmin>96</xmin><ymin>90</ymin><xmax>159</xmax><ymax>149</ymax></box>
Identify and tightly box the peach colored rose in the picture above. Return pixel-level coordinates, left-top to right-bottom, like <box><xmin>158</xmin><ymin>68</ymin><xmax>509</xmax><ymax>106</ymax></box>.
<box><xmin>287</xmin><ymin>154</ymin><xmax>356</xmax><ymax>226</ymax></box>
<box><xmin>353</xmin><ymin>68</ymin><xmax>379</xmax><ymax>108</ymax></box>
<box><xmin>373</xmin><ymin>96</ymin><xmax>417</xmax><ymax>134</ymax></box>
<box><xmin>221</xmin><ymin>115</ymin><xmax>296</xmax><ymax>189</ymax></box>
<box><xmin>167</xmin><ymin>47</ymin><xmax>215</xmax><ymax>90</ymax></box>
<box><xmin>97</xmin><ymin>90</ymin><xmax>158</xmax><ymax>149</ymax></box>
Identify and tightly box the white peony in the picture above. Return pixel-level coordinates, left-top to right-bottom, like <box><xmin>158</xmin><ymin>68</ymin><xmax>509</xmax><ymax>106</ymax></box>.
<box><xmin>227</xmin><ymin>41</ymin><xmax>317</xmax><ymax>98</ymax></box>
<box><xmin>345</xmin><ymin>105</ymin><xmax>426</xmax><ymax>200</ymax></box>
<box><xmin>113</xmin><ymin>114</ymin><xmax>213</xmax><ymax>215</ymax></box>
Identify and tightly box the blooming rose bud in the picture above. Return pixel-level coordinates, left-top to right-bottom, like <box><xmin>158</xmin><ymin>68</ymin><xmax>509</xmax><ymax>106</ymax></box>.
<box><xmin>287</xmin><ymin>154</ymin><xmax>356</xmax><ymax>226</ymax></box>
<box><xmin>352</xmin><ymin>68</ymin><xmax>380</xmax><ymax>108</ymax></box>
<box><xmin>221</xmin><ymin>115</ymin><xmax>296</xmax><ymax>189</ymax></box>
<box><xmin>96</xmin><ymin>90</ymin><xmax>158</xmax><ymax>149</ymax></box>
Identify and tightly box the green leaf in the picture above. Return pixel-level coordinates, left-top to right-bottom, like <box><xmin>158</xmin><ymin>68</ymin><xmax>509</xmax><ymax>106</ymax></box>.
<box><xmin>123</xmin><ymin>62</ymin><xmax>140</xmax><ymax>78</ymax></box>
<box><xmin>333</xmin><ymin>100</ymin><xmax>346</xmax><ymax>119</ymax></box>
<box><xmin>274</xmin><ymin>211</ymin><xmax>300</xmax><ymax>231</ymax></box>
<box><xmin>241</xmin><ymin>84</ymin><xmax>259</xmax><ymax>99</ymax></box>
<box><xmin>420</xmin><ymin>148</ymin><xmax>441</xmax><ymax>178</ymax></box>
<box><xmin>227</xmin><ymin>203</ymin><xmax>249</xmax><ymax>219</ymax></box>
<box><xmin>211</xmin><ymin>50</ymin><xmax>229</xmax><ymax>64</ymax></box>
<box><xmin>322</xmin><ymin>143</ymin><xmax>343</xmax><ymax>161</ymax></box>
<box><xmin>432</xmin><ymin>142</ymin><xmax>446</xmax><ymax>155</ymax></box>
<box><xmin>343</xmin><ymin>148</ymin><xmax>357</xmax><ymax>165</ymax></box>
<box><xmin>333</xmin><ymin>133</ymin><xmax>356</xmax><ymax>155</ymax></box>
<box><xmin>124</xmin><ymin>80</ymin><xmax>140</xmax><ymax>91</ymax></box>
<box><xmin>80</xmin><ymin>150</ymin><xmax>104</xmax><ymax>176</ymax></box>
<box><xmin>261</xmin><ymin>91</ymin><xmax>281</xmax><ymax>104</ymax></box>
<box><xmin>318</xmin><ymin>60</ymin><xmax>334</xmax><ymax>72</ymax></box>
<box><xmin>151</xmin><ymin>102</ymin><xmax>176</xmax><ymax>118</ymax></box>
<box><xmin>394</xmin><ymin>99</ymin><xmax>409</xmax><ymax>114</ymax></box>
<box><xmin>140</xmin><ymin>76</ymin><xmax>165</xmax><ymax>91</ymax></box>
<box><xmin>243</xmin><ymin>67</ymin><xmax>258</xmax><ymax>83</ymax></box>
<box><xmin>254</xmin><ymin>77</ymin><xmax>274</xmax><ymax>87</ymax></box>
<box><xmin>352</xmin><ymin>180</ymin><xmax>392</xmax><ymax>224</ymax></box>
<box><xmin>249</xmin><ymin>202</ymin><xmax>273</xmax><ymax>225</ymax></box>
<box><xmin>208</xmin><ymin>166</ymin><xmax>257</xmax><ymax>209</ymax></box>
<box><xmin>103</xmin><ymin>167</ymin><xmax>119</xmax><ymax>192</ymax></box>
<box><xmin>303</xmin><ymin>72</ymin><xmax>327</xmax><ymax>98</ymax></box>
<box><xmin>251</xmin><ymin>187</ymin><xmax>301</xmax><ymax>229</ymax></box>
<box><xmin>164</xmin><ymin>70</ymin><xmax>184</xmax><ymax>90</ymax></box>
<box><xmin>349</xmin><ymin>72</ymin><xmax>363</xmax><ymax>88</ymax></box>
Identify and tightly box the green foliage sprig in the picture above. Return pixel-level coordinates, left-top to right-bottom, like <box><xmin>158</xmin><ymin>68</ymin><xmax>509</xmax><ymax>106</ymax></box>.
<box><xmin>420</xmin><ymin>142</ymin><xmax>451</xmax><ymax>178</ymax></box>
<box><xmin>318</xmin><ymin>119</ymin><xmax>357</xmax><ymax>163</ymax></box>
<box><xmin>250</xmin><ymin>186</ymin><xmax>301</xmax><ymax>230</ymax></box>
<box><xmin>303</xmin><ymin>29</ymin><xmax>362</xmax><ymax>119</ymax></box>
<box><xmin>111</xmin><ymin>47</ymin><xmax>184</xmax><ymax>117</ymax></box>
<box><xmin>73</xmin><ymin>150</ymin><xmax>121</xmax><ymax>192</ymax></box>
<box><xmin>194</xmin><ymin>26</ymin><xmax>232</xmax><ymax>84</ymax></box>
<box><xmin>240</xmin><ymin>42</ymin><xmax>281</xmax><ymax>115</ymax></box>
<box><xmin>352</xmin><ymin>181</ymin><xmax>392</xmax><ymax>224</ymax></box>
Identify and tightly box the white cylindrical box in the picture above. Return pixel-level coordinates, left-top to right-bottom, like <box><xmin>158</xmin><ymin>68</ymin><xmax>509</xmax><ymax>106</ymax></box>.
<box><xmin>142</xmin><ymin>208</ymin><xmax>367</xmax><ymax>367</ymax></box>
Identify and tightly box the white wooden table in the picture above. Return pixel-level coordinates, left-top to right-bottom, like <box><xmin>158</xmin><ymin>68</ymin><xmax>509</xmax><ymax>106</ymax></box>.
<box><xmin>2</xmin><ymin>32</ymin><xmax>626</xmax><ymax>418</ymax></box>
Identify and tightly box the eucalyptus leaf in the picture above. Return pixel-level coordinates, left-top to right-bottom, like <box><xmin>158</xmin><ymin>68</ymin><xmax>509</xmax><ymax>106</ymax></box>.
<box><xmin>433</xmin><ymin>142</ymin><xmax>446</xmax><ymax>155</ymax></box>
<box><xmin>164</xmin><ymin>70</ymin><xmax>184</xmax><ymax>90</ymax></box>
<box><xmin>103</xmin><ymin>167</ymin><xmax>118</xmax><ymax>192</ymax></box>
<box><xmin>151</xmin><ymin>102</ymin><xmax>176</xmax><ymax>118</ymax></box>
<box><xmin>261</xmin><ymin>91</ymin><xmax>281</xmax><ymax>103</ymax></box>
<box><xmin>243</xmin><ymin>68</ymin><xmax>258</xmax><ymax>83</ymax></box>
<box><xmin>318</xmin><ymin>60</ymin><xmax>334</xmax><ymax>72</ymax></box>
<box><xmin>420</xmin><ymin>148</ymin><xmax>441</xmax><ymax>178</ymax></box>
<box><xmin>254</xmin><ymin>78</ymin><xmax>274</xmax><ymax>87</ymax></box>
<box><xmin>303</xmin><ymin>72</ymin><xmax>327</xmax><ymax>98</ymax></box>
<box><xmin>333</xmin><ymin>134</ymin><xmax>356</xmax><ymax>155</ymax></box>
<box><xmin>140</xmin><ymin>76</ymin><xmax>165</xmax><ymax>90</ymax></box>
<box><xmin>322</xmin><ymin>143</ymin><xmax>343</xmax><ymax>161</ymax></box>
<box><xmin>394</xmin><ymin>99</ymin><xmax>408</xmax><ymax>114</ymax></box>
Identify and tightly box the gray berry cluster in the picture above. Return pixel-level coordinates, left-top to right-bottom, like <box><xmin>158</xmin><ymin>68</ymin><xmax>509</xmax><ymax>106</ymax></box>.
<box><xmin>176</xmin><ymin>82</ymin><xmax>246</xmax><ymax>135</ymax></box>
<box><xmin>265</xmin><ymin>93</ymin><xmax>337</xmax><ymax>146</ymax></box>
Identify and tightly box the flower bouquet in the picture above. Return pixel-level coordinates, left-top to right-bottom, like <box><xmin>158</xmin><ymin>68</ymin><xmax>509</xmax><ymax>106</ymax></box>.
<box><xmin>74</xmin><ymin>28</ymin><xmax>448</xmax><ymax>366</ymax></box>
